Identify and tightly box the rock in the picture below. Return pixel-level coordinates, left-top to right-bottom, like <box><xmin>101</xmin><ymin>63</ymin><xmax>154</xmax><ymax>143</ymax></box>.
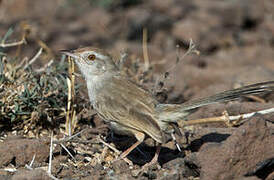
<box><xmin>161</xmin><ymin>157</ymin><xmax>199</xmax><ymax>179</ymax></box>
<box><xmin>196</xmin><ymin>116</ymin><xmax>274</xmax><ymax>180</ymax></box>
<box><xmin>11</xmin><ymin>169</ymin><xmax>50</xmax><ymax>180</ymax></box>
<box><xmin>266</xmin><ymin>171</ymin><xmax>274</xmax><ymax>180</ymax></box>
<box><xmin>112</xmin><ymin>159</ymin><xmax>130</xmax><ymax>174</ymax></box>
<box><xmin>0</xmin><ymin>137</ymin><xmax>49</xmax><ymax>167</ymax></box>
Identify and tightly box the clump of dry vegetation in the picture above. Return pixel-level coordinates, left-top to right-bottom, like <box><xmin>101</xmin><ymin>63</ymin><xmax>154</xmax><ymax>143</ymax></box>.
<box><xmin>0</xmin><ymin>28</ymin><xmax>88</xmax><ymax>136</ymax></box>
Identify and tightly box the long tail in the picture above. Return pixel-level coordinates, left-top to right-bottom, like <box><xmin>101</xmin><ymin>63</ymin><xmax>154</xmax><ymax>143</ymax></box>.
<box><xmin>179</xmin><ymin>81</ymin><xmax>274</xmax><ymax>111</ymax></box>
<box><xmin>157</xmin><ymin>81</ymin><xmax>274</xmax><ymax>123</ymax></box>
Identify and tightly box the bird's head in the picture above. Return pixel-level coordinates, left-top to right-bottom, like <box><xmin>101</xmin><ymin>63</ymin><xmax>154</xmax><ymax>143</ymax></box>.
<box><xmin>61</xmin><ymin>47</ymin><xmax>118</xmax><ymax>79</ymax></box>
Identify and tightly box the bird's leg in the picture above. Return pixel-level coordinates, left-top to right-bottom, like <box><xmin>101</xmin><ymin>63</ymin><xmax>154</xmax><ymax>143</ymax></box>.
<box><xmin>141</xmin><ymin>144</ymin><xmax>161</xmax><ymax>170</ymax></box>
<box><xmin>149</xmin><ymin>144</ymin><xmax>161</xmax><ymax>165</ymax></box>
<box><xmin>120</xmin><ymin>131</ymin><xmax>145</xmax><ymax>159</ymax></box>
<box><xmin>120</xmin><ymin>140</ymin><xmax>143</xmax><ymax>158</ymax></box>
<box><xmin>118</xmin><ymin>140</ymin><xmax>143</xmax><ymax>166</ymax></box>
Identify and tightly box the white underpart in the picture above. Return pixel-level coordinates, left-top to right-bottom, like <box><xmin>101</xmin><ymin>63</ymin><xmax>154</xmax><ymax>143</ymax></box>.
<box><xmin>85</xmin><ymin>73</ymin><xmax>104</xmax><ymax>105</ymax></box>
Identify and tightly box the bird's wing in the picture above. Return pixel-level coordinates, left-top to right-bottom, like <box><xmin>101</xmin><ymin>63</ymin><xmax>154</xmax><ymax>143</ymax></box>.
<box><xmin>94</xmin><ymin>76</ymin><xmax>165</xmax><ymax>143</ymax></box>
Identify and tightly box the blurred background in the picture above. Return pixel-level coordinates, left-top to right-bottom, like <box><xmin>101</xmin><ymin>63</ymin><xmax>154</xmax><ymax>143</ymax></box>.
<box><xmin>1</xmin><ymin>0</ymin><xmax>274</xmax><ymax>99</ymax></box>
<box><xmin>1</xmin><ymin>1</ymin><xmax>274</xmax><ymax>179</ymax></box>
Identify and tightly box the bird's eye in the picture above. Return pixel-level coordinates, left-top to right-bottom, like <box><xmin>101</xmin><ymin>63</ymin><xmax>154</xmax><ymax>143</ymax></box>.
<box><xmin>87</xmin><ymin>54</ymin><xmax>96</xmax><ymax>61</ymax></box>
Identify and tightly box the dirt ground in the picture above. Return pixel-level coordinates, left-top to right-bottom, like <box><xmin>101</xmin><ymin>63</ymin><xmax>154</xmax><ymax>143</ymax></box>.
<box><xmin>0</xmin><ymin>0</ymin><xmax>274</xmax><ymax>179</ymax></box>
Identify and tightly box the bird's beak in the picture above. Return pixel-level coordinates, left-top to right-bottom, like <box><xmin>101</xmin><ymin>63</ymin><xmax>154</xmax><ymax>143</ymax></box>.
<box><xmin>60</xmin><ymin>50</ymin><xmax>79</xmax><ymax>59</ymax></box>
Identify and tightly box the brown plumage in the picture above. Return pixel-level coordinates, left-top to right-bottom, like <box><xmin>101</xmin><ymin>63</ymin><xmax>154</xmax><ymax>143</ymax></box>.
<box><xmin>93</xmin><ymin>75</ymin><xmax>165</xmax><ymax>143</ymax></box>
<box><xmin>61</xmin><ymin>46</ymin><xmax>274</xmax><ymax>167</ymax></box>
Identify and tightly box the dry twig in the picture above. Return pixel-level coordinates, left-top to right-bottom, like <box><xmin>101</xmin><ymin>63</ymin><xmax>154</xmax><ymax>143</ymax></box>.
<box><xmin>23</xmin><ymin>48</ymin><xmax>43</xmax><ymax>70</ymax></box>
<box><xmin>48</xmin><ymin>132</ymin><xmax>53</xmax><ymax>175</ymax></box>
<box><xmin>142</xmin><ymin>28</ymin><xmax>150</xmax><ymax>71</ymax></box>
<box><xmin>182</xmin><ymin>107</ymin><xmax>274</xmax><ymax>127</ymax></box>
<box><xmin>25</xmin><ymin>154</ymin><xmax>36</xmax><ymax>170</ymax></box>
<box><xmin>60</xmin><ymin>143</ymin><xmax>76</xmax><ymax>162</ymax></box>
<box><xmin>34</xmin><ymin>59</ymin><xmax>54</xmax><ymax>73</ymax></box>
<box><xmin>0</xmin><ymin>38</ymin><xmax>26</xmax><ymax>48</ymax></box>
<box><xmin>97</xmin><ymin>136</ymin><xmax>120</xmax><ymax>154</ymax></box>
<box><xmin>65</xmin><ymin>56</ymin><xmax>77</xmax><ymax>136</ymax></box>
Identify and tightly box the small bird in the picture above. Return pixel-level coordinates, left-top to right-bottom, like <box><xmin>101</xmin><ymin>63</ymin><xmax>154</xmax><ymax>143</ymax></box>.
<box><xmin>61</xmin><ymin>47</ymin><xmax>274</xmax><ymax>167</ymax></box>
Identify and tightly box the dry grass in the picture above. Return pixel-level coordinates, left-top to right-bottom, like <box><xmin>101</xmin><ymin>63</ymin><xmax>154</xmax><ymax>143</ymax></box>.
<box><xmin>0</xmin><ymin>28</ymin><xmax>88</xmax><ymax>137</ymax></box>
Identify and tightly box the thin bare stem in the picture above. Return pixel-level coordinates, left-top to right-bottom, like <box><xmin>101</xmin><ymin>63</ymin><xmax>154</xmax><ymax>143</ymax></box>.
<box><xmin>65</xmin><ymin>56</ymin><xmax>77</xmax><ymax>136</ymax></box>
<box><xmin>229</xmin><ymin>107</ymin><xmax>274</xmax><ymax>123</ymax></box>
<box><xmin>66</xmin><ymin>77</ymin><xmax>72</xmax><ymax>136</ymax></box>
<box><xmin>48</xmin><ymin>132</ymin><xmax>53</xmax><ymax>174</ymax></box>
<box><xmin>142</xmin><ymin>28</ymin><xmax>150</xmax><ymax>71</ymax></box>
<box><xmin>0</xmin><ymin>38</ymin><xmax>26</xmax><ymax>48</ymax></box>
<box><xmin>166</xmin><ymin>39</ymin><xmax>199</xmax><ymax>73</ymax></box>
<box><xmin>182</xmin><ymin>107</ymin><xmax>274</xmax><ymax>127</ymax></box>
<box><xmin>35</xmin><ymin>59</ymin><xmax>54</xmax><ymax>73</ymax></box>
<box><xmin>25</xmin><ymin>154</ymin><xmax>36</xmax><ymax>170</ymax></box>
<box><xmin>15</xmin><ymin>57</ymin><xmax>29</xmax><ymax>69</ymax></box>
<box><xmin>48</xmin><ymin>174</ymin><xmax>59</xmax><ymax>180</ymax></box>
<box><xmin>60</xmin><ymin>143</ymin><xmax>76</xmax><ymax>161</ymax></box>
<box><xmin>98</xmin><ymin>136</ymin><xmax>121</xmax><ymax>154</ymax></box>
<box><xmin>23</xmin><ymin>48</ymin><xmax>43</xmax><ymax>70</ymax></box>
<box><xmin>54</xmin><ymin>128</ymin><xmax>89</xmax><ymax>143</ymax></box>
<box><xmin>153</xmin><ymin>39</ymin><xmax>199</xmax><ymax>94</ymax></box>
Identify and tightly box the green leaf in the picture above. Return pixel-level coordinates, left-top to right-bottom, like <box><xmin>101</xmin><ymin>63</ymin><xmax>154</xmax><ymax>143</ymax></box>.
<box><xmin>23</xmin><ymin>83</ymin><xmax>30</xmax><ymax>97</ymax></box>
